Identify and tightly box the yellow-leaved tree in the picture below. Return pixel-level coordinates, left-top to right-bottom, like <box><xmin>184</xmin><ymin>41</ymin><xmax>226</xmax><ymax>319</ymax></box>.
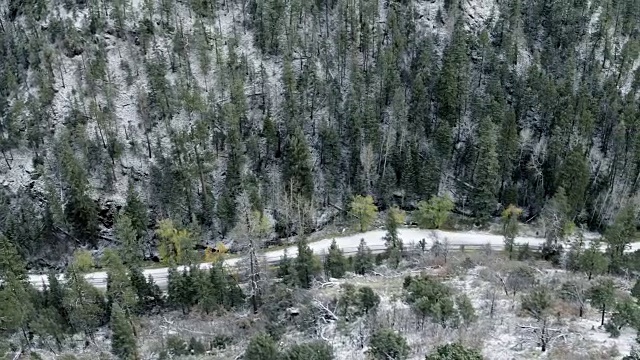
<box><xmin>501</xmin><ymin>204</ymin><xmax>523</xmax><ymax>259</ymax></box>
<box><xmin>156</xmin><ymin>219</ymin><xmax>196</xmax><ymax>266</ymax></box>
<box><xmin>204</xmin><ymin>241</ymin><xmax>228</xmax><ymax>262</ymax></box>
<box><xmin>350</xmin><ymin>195</ymin><xmax>378</xmax><ymax>232</ymax></box>
<box><xmin>415</xmin><ymin>195</ymin><xmax>454</xmax><ymax>229</ymax></box>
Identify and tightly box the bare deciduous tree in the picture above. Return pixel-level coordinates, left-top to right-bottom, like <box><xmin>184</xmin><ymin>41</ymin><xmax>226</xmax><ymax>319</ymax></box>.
<box><xmin>561</xmin><ymin>278</ymin><xmax>589</xmax><ymax>318</ymax></box>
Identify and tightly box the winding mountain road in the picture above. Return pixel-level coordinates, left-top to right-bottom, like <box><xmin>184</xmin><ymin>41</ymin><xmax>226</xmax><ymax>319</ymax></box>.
<box><xmin>27</xmin><ymin>228</ymin><xmax>624</xmax><ymax>290</ymax></box>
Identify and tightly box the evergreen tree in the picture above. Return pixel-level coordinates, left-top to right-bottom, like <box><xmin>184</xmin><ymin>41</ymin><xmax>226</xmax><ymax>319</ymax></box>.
<box><xmin>632</xmin><ymin>279</ymin><xmax>640</xmax><ymax>300</ymax></box>
<box><xmin>283</xmin><ymin>341</ymin><xmax>334</xmax><ymax>360</ymax></box>
<box><xmin>110</xmin><ymin>302</ymin><xmax>138</xmax><ymax>360</ymax></box>
<box><xmin>129</xmin><ymin>268</ymin><xmax>163</xmax><ymax>314</ymax></box>
<box><xmin>283</xmin><ymin>126</ymin><xmax>314</xmax><ymax>199</ymax></box>
<box><xmin>576</xmin><ymin>239</ymin><xmax>608</xmax><ymax>280</ymax></box>
<box><xmin>357</xmin><ymin>286</ymin><xmax>381</xmax><ymax>315</ymax></box>
<box><xmin>123</xmin><ymin>182</ymin><xmax>148</xmax><ymax>241</ymax></box>
<box><xmin>436</xmin><ymin>20</ymin><xmax>469</xmax><ymax>128</ymax></box>
<box><xmin>103</xmin><ymin>249</ymin><xmax>137</xmax><ymax>316</ymax></box>
<box><xmin>541</xmin><ymin>188</ymin><xmax>573</xmax><ymax>246</ymax></box>
<box><xmin>325</xmin><ymin>239</ymin><xmax>346</xmax><ymax>278</ymax></box>
<box><xmin>294</xmin><ymin>239</ymin><xmax>321</xmax><ymax>288</ymax></box>
<box><xmin>368</xmin><ymin>328</ymin><xmax>409</xmax><ymax>360</ymax></box>
<box><xmin>116</xmin><ymin>214</ymin><xmax>143</xmax><ymax>267</ymax></box>
<box><xmin>589</xmin><ymin>278</ymin><xmax>616</xmax><ymax>326</ymax></box>
<box><xmin>470</xmin><ymin>117</ymin><xmax>499</xmax><ymax>223</ymax></box>
<box><xmin>57</xmin><ymin>133</ymin><xmax>99</xmax><ymax>244</ymax></box>
<box><xmin>456</xmin><ymin>294</ymin><xmax>477</xmax><ymax>326</ymax></box>
<box><xmin>0</xmin><ymin>238</ymin><xmax>34</xmax><ymax>344</ymax></box>
<box><xmin>403</xmin><ymin>275</ymin><xmax>458</xmax><ymax>327</ymax></box>
<box><xmin>557</xmin><ymin>146</ymin><xmax>589</xmax><ymax>217</ymax></box>
<box><xmin>277</xmin><ymin>249</ymin><xmax>298</xmax><ymax>286</ymax></box>
<box><xmin>605</xmin><ymin>204</ymin><xmax>637</xmax><ymax>272</ymax></box>
<box><xmin>353</xmin><ymin>239</ymin><xmax>374</xmax><ymax>275</ymax></box>
<box><xmin>64</xmin><ymin>251</ymin><xmax>107</xmax><ymax>340</ymax></box>
<box><xmin>425</xmin><ymin>343</ymin><xmax>484</xmax><ymax>360</ymax></box>
<box><xmin>497</xmin><ymin>109</ymin><xmax>519</xmax><ymax>203</ymax></box>
<box><xmin>384</xmin><ymin>206</ymin><xmax>405</xmax><ymax>269</ymax></box>
<box><xmin>245</xmin><ymin>333</ymin><xmax>280</xmax><ymax>360</ymax></box>
<box><xmin>167</xmin><ymin>267</ymin><xmax>201</xmax><ymax>314</ymax></box>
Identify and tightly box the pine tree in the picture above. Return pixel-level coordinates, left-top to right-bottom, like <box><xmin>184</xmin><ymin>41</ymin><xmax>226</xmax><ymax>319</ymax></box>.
<box><xmin>498</xmin><ymin>109</ymin><xmax>519</xmax><ymax>202</ymax></box>
<box><xmin>64</xmin><ymin>251</ymin><xmax>107</xmax><ymax>341</ymax></box>
<box><xmin>123</xmin><ymin>182</ymin><xmax>148</xmax><ymax>241</ymax></box>
<box><xmin>471</xmin><ymin>117</ymin><xmax>499</xmax><ymax>223</ymax></box>
<box><xmin>557</xmin><ymin>145</ymin><xmax>589</xmax><ymax>217</ymax></box>
<box><xmin>129</xmin><ymin>267</ymin><xmax>163</xmax><ymax>314</ymax></box>
<box><xmin>576</xmin><ymin>239</ymin><xmax>608</xmax><ymax>280</ymax></box>
<box><xmin>57</xmin><ymin>133</ymin><xmax>99</xmax><ymax>244</ymax></box>
<box><xmin>589</xmin><ymin>278</ymin><xmax>616</xmax><ymax>326</ymax></box>
<box><xmin>116</xmin><ymin>214</ymin><xmax>143</xmax><ymax>267</ymax></box>
<box><xmin>605</xmin><ymin>204</ymin><xmax>637</xmax><ymax>272</ymax></box>
<box><xmin>353</xmin><ymin>239</ymin><xmax>374</xmax><ymax>275</ymax></box>
<box><xmin>283</xmin><ymin>341</ymin><xmax>334</xmax><ymax>360</ymax></box>
<box><xmin>357</xmin><ymin>286</ymin><xmax>381</xmax><ymax>315</ymax></box>
<box><xmin>283</xmin><ymin>126</ymin><xmax>314</xmax><ymax>199</ymax></box>
<box><xmin>325</xmin><ymin>239</ymin><xmax>347</xmax><ymax>278</ymax></box>
<box><xmin>384</xmin><ymin>207</ymin><xmax>405</xmax><ymax>269</ymax></box>
<box><xmin>456</xmin><ymin>294</ymin><xmax>477</xmax><ymax>326</ymax></box>
<box><xmin>277</xmin><ymin>249</ymin><xmax>298</xmax><ymax>286</ymax></box>
<box><xmin>425</xmin><ymin>343</ymin><xmax>483</xmax><ymax>360</ymax></box>
<box><xmin>368</xmin><ymin>329</ymin><xmax>409</xmax><ymax>360</ymax></box>
<box><xmin>541</xmin><ymin>187</ymin><xmax>573</xmax><ymax>246</ymax></box>
<box><xmin>0</xmin><ymin>236</ymin><xmax>27</xmax><ymax>280</ymax></box>
<box><xmin>110</xmin><ymin>302</ymin><xmax>138</xmax><ymax>360</ymax></box>
<box><xmin>0</xmin><ymin>237</ymin><xmax>35</xmax><ymax>344</ymax></box>
<box><xmin>245</xmin><ymin>333</ymin><xmax>280</xmax><ymax>360</ymax></box>
<box><xmin>436</xmin><ymin>20</ymin><xmax>469</xmax><ymax>128</ymax></box>
<box><xmin>294</xmin><ymin>238</ymin><xmax>321</xmax><ymax>288</ymax></box>
<box><xmin>197</xmin><ymin>269</ymin><xmax>218</xmax><ymax>314</ymax></box>
<box><xmin>103</xmin><ymin>249</ymin><xmax>137</xmax><ymax>316</ymax></box>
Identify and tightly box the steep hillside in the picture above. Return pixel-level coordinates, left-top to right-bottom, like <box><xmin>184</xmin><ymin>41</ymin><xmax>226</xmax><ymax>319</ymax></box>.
<box><xmin>0</xmin><ymin>0</ymin><xmax>639</xmax><ymax>266</ymax></box>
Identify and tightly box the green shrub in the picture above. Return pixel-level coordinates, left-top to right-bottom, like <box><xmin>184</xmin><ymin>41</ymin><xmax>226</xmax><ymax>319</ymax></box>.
<box><xmin>189</xmin><ymin>337</ymin><xmax>206</xmax><ymax>354</ymax></box>
<box><xmin>368</xmin><ymin>328</ymin><xmax>409</xmax><ymax>360</ymax></box>
<box><xmin>211</xmin><ymin>334</ymin><xmax>234</xmax><ymax>349</ymax></box>
<box><xmin>425</xmin><ymin>343</ymin><xmax>484</xmax><ymax>360</ymax></box>
<box><xmin>283</xmin><ymin>341</ymin><xmax>334</xmax><ymax>360</ymax></box>
<box><xmin>165</xmin><ymin>335</ymin><xmax>188</xmax><ymax>356</ymax></box>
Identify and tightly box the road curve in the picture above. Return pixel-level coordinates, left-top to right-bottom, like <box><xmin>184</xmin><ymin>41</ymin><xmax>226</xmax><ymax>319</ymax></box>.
<box><xmin>26</xmin><ymin>228</ymin><xmax>609</xmax><ymax>290</ymax></box>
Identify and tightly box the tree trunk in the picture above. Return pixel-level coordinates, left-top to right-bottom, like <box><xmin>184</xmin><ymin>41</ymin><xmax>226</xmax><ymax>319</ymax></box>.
<box><xmin>579</xmin><ymin>305</ymin><xmax>583</xmax><ymax>318</ymax></box>
<box><xmin>249</xmin><ymin>239</ymin><xmax>260</xmax><ymax>314</ymax></box>
<box><xmin>601</xmin><ymin>304</ymin><xmax>606</xmax><ymax>326</ymax></box>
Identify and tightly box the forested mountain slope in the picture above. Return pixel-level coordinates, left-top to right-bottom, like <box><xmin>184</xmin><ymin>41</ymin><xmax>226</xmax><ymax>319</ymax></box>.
<box><xmin>0</xmin><ymin>0</ymin><xmax>638</xmax><ymax>266</ymax></box>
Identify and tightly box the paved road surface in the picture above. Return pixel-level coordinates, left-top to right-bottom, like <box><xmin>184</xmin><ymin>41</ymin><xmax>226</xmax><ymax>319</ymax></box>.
<box><xmin>27</xmin><ymin>228</ymin><xmax>619</xmax><ymax>290</ymax></box>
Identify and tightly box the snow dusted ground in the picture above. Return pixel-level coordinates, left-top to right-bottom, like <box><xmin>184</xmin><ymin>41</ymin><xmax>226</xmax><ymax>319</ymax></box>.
<box><xmin>316</xmin><ymin>265</ymin><xmax>637</xmax><ymax>359</ymax></box>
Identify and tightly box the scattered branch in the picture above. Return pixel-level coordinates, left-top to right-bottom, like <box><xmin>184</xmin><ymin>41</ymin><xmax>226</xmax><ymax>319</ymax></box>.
<box><xmin>313</xmin><ymin>300</ymin><xmax>339</xmax><ymax>322</ymax></box>
<box><xmin>161</xmin><ymin>318</ymin><xmax>217</xmax><ymax>336</ymax></box>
